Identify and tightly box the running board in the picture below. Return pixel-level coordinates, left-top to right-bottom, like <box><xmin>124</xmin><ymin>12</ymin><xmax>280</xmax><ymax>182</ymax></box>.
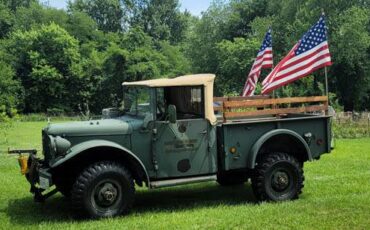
<box><xmin>150</xmin><ymin>175</ymin><xmax>217</xmax><ymax>189</ymax></box>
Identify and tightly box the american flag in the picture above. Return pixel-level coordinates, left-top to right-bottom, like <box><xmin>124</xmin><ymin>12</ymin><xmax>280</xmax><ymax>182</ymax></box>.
<box><xmin>262</xmin><ymin>15</ymin><xmax>332</xmax><ymax>94</ymax></box>
<box><xmin>242</xmin><ymin>29</ymin><xmax>273</xmax><ymax>96</ymax></box>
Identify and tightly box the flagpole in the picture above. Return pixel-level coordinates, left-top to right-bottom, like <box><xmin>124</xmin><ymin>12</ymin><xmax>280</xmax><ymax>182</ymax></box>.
<box><xmin>320</xmin><ymin>9</ymin><xmax>330</xmax><ymax>116</ymax></box>
<box><xmin>324</xmin><ymin>67</ymin><xmax>329</xmax><ymax>96</ymax></box>
<box><xmin>270</xmin><ymin>26</ymin><xmax>275</xmax><ymax>101</ymax></box>
<box><xmin>321</xmin><ymin>9</ymin><xmax>329</xmax><ymax>97</ymax></box>
<box><xmin>272</xmin><ymin>62</ymin><xmax>275</xmax><ymax>99</ymax></box>
<box><xmin>271</xmin><ymin>63</ymin><xmax>276</xmax><ymax>109</ymax></box>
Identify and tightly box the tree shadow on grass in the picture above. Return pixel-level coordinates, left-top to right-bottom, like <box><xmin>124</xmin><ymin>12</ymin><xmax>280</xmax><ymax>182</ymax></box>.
<box><xmin>6</xmin><ymin>182</ymin><xmax>257</xmax><ymax>226</ymax></box>
<box><xmin>133</xmin><ymin>182</ymin><xmax>257</xmax><ymax>213</ymax></box>
<box><xmin>5</xmin><ymin>196</ymin><xmax>73</xmax><ymax>225</ymax></box>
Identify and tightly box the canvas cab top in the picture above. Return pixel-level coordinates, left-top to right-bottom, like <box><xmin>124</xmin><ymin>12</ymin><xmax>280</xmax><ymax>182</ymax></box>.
<box><xmin>123</xmin><ymin>74</ymin><xmax>217</xmax><ymax>124</ymax></box>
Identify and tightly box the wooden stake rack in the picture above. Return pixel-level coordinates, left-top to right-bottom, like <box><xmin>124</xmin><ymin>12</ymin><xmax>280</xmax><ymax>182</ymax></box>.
<box><xmin>214</xmin><ymin>96</ymin><xmax>329</xmax><ymax>122</ymax></box>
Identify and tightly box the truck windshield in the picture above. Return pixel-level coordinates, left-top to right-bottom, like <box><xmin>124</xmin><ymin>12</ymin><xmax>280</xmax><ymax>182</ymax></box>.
<box><xmin>123</xmin><ymin>87</ymin><xmax>151</xmax><ymax>117</ymax></box>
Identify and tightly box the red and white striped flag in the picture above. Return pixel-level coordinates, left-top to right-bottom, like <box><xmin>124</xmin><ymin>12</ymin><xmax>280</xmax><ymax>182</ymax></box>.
<box><xmin>242</xmin><ymin>29</ymin><xmax>273</xmax><ymax>96</ymax></box>
<box><xmin>262</xmin><ymin>15</ymin><xmax>332</xmax><ymax>94</ymax></box>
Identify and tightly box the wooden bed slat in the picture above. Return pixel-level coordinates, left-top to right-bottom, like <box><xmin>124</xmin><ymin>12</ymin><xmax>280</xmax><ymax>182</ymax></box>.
<box><xmin>224</xmin><ymin>105</ymin><xmax>327</xmax><ymax>118</ymax></box>
<box><xmin>224</xmin><ymin>96</ymin><xmax>328</xmax><ymax>108</ymax></box>
<box><xmin>215</xmin><ymin>95</ymin><xmax>329</xmax><ymax>121</ymax></box>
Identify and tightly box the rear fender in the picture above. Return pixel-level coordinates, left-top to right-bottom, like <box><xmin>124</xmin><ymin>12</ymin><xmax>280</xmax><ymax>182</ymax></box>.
<box><xmin>247</xmin><ymin>129</ymin><xmax>312</xmax><ymax>169</ymax></box>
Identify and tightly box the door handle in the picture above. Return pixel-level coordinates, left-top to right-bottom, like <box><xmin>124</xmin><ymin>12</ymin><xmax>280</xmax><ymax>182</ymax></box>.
<box><xmin>199</xmin><ymin>130</ymin><xmax>207</xmax><ymax>134</ymax></box>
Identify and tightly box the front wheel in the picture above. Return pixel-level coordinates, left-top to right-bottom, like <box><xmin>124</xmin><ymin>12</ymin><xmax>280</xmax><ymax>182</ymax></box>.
<box><xmin>251</xmin><ymin>152</ymin><xmax>304</xmax><ymax>202</ymax></box>
<box><xmin>71</xmin><ymin>161</ymin><xmax>135</xmax><ymax>219</ymax></box>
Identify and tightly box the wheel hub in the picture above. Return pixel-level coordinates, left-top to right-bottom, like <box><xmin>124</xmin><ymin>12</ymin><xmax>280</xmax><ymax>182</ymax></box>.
<box><xmin>103</xmin><ymin>190</ymin><xmax>115</xmax><ymax>202</ymax></box>
<box><xmin>96</xmin><ymin>182</ymin><xmax>118</xmax><ymax>206</ymax></box>
<box><xmin>271</xmin><ymin>171</ymin><xmax>290</xmax><ymax>191</ymax></box>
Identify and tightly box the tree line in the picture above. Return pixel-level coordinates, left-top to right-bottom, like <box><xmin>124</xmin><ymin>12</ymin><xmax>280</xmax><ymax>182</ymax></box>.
<box><xmin>0</xmin><ymin>0</ymin><xmax>369</xmax><ymax>117</ymax></box>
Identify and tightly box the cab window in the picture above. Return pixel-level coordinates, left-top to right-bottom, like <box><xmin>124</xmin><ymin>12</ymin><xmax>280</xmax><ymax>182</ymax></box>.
<box><xmin>156</xmin><ymin>86</ymin><xmax>204</xmax><ymax>120</ymax></box>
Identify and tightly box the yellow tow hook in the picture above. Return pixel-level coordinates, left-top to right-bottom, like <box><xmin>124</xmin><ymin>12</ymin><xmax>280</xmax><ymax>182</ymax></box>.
<box><xmin>18</xmin><ymin>155</ymin><xmax>29</xmax><ymax>175</ymax></box>
<box><xmin>8</xmin><ymin>148</ymin><xmax>36</xmax><ymax>175</ymax></box>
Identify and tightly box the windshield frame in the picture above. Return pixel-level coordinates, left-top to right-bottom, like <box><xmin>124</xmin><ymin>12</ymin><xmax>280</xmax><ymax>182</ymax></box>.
<box><xmin>123</xmin><ymin>86</ymin><xmax>154</xmax><ymax>118</ymax></box>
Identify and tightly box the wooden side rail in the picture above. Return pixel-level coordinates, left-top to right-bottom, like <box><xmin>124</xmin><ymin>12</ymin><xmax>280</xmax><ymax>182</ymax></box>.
<box><xmin>214</xmin><ymin>95</ymin><xmax>270</xmax><ymax>102</ymax></box>
<box><xmin>224</xmin><ymin>96</ymin><xmax>328</xmax><ymax>108</ymax></box>
<box><xmin>213</xmin><ymin>95</ymin><xmax>271</xmax><ymax>112</ymax></box>
<box><xmin>221</xmin><ymin>96</ymin><xmax>329</xmax><ymax>121</ymax></box>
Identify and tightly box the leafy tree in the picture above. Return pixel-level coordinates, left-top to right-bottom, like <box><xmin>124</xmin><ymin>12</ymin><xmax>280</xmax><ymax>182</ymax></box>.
<box><xmin>78</xmin><ymin>44</ymin><xmax>105</xmax><ymax>113</ymax></box>
<box><xmin>12</xmin><ymin>2</ymin><xmax>68</xmax><ymax>32</ymax></box>
<box><xmin>0</xmin><ymin>3</ymin><xmax>14</xmax><ymax>38</ymax></box>
<box><xmin>158</xmin><ymin>41</ymin><xmax>191</xmax><ymax>76</ymax></box>
<box><xmin>8</xmin><ymin>23</ymin><xmax>84</xmax><ymax>112</ymax></box>
<box><xmin>0</xmin><ymin>61</ymin><xmax>22</xmax><ymax>112</ymax></box>
<box><xmin>120</xmin><ymin>26</ymin><xmax>154</xmax><ymax>51</ymax></box>
<box><xmin>330</xmin><ymin>6</ymin><xmax>370</xmax><ymax>111</ymax></box>
<box><xmin>131</xmin><ymin>0</ymin><xmax>189</xmax><ymax>44</ymax></box>
<box><xmin>215</xmin><ymin>37</ymin><xmax>260</xmax><ymax>95</ymax></box>
<box><xmin>88</xmin><ymin>27</ymin><xmax>191</xmax><ymax>112</ymax></box>
<box><xmin>65</xmin><ymin>10</ymin><xmax>101</xmax><ymax>43</ymax></box>
<box><xmin>0</xmin><ymin>60</ymin><xmax>20</xmax><ymax>145</ymax></box>
<box><xmin>0</xmin><ymin>0</ymin><xmax>36</xmax><ymax>11</ymax></box>
<box><xmin>186</xmin><ymin>0</ymin><xmax>370</xmax><ymax>111</ymax></box>
<box><xmin>0</xmin><ymin>0</ymin><xmax>369</xmax><ymax>115</ymax></box>
<box><xmin>184</xmin><ymin>2</ymin><xmax>228</xmax><ymax>73</ymax></box>
<box><xmin>96</xmin><ymin>43</ymin><xmax>129</xmax><ymax>110</ymax></box>
<box><xmin>68</xmin><ymin>0</ymin><xmax>124</xmax><ymax>32</ymax></box>
<box><xmin>223</xmin><ymin>0</ymin><xmax>269</xmax><ymax>40</ymax></box>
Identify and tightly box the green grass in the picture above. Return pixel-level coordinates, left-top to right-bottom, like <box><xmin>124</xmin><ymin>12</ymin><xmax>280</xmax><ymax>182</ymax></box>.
<box><xmin>1</xmin><ymin>121</ymin><xmax>370</xmax><ymax>229</ymax></box>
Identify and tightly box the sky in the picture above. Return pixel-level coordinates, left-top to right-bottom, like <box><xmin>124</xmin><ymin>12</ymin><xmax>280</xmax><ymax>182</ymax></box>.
<box><xmin>46</xmin><ymin>0</ymin><xmax>212</xmax><ymax>16</ymax></box>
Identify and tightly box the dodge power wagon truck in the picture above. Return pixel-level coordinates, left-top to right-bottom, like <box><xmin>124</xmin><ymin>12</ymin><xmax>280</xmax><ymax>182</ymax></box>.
<box><xmin>11</xmin><ymin>74</ymin><xmax>332</xmax><ymax>218</ymax></box>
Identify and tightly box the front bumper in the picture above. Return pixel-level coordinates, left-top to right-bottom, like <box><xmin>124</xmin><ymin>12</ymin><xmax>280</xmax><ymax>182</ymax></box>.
<box><xmin>26</xmin><ymin>153</ymin><xmax>53</xmax><ymax>189</ymax></box>
<box><xmin>10</xmin><ymin>149</ymin><xmax>56</xmax><ymax>202</ymax></box>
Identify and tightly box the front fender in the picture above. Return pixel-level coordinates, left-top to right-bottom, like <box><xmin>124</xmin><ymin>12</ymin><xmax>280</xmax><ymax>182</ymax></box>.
<box><xmin>247</xmin><ymin>129</ymin><xmax>312</xmax><ymax>169</ymax></box>
<box><xmin>50</xmin><ymin>140</ymin><xmax>150</xmax><ymax>184</ymax></box>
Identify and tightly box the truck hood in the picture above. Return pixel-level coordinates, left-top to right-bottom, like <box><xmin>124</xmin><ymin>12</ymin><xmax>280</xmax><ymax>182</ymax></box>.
<box><xmin>45</xmin><ymin>116</ymin><xmax>143</xmax><ymax>137</ymax></box>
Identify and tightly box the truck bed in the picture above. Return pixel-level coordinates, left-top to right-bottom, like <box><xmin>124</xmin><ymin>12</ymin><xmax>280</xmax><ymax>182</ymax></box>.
<box><xmin>214</xmin><ymin>96</ymin><xmax>332</xmax><ymax>171</ymax></box>
<box><xmin>217</xmin><ymin>113</ymin><xmax>331</xmax><ymax>171</ymax></box>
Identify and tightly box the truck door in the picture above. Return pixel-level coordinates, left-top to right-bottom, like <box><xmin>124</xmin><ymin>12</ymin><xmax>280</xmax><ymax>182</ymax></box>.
<box><xmin>153</xmin><ymin>86</ymin><xmax>216</xmax><ymax>178</ymax></box>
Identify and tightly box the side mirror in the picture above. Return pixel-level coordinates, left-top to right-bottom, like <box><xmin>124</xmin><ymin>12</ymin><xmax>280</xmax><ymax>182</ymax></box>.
<box><xmin>168</xmin><ymin>104</ymin><xmax>177</xmax><ymax>124</ymax></box>
<box><xmin>102</xmin><ymin>108</ymin><xmax>120</xmax><ymax>119</ymax></box>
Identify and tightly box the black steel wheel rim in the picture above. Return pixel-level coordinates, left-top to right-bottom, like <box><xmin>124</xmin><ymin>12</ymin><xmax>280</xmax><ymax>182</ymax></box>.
<box><xmin>91</xmin><ymin>179</ymin><xmax>123</xmax><ymax>213</ymax></box>
<box><xmin>266</xmin><ymin>162</ymin><xmax>297</xmax><ymax>199</ymax></box>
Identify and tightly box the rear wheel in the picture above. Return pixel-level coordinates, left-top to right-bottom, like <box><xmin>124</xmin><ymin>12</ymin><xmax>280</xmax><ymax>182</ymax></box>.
<box><xmin>251</xmin><ymin>152</ymin><xmax>304</xmax><ymax>202</ymax></box>
<box><xmin>71</xmin><ymin>161</ymin><xmax>135</xmax><ymax>219</ymax></box>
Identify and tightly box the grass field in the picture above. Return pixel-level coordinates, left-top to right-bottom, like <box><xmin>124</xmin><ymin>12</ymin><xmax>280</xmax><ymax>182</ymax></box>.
<box><xmin>1</xmin><ymin>121</ymin><xmax>370</xmax><ymax>229</ymax></box>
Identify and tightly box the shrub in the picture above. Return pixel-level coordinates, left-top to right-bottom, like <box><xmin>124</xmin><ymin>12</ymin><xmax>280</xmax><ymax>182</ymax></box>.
<box><xmin>333</xmin><ymin>116</ymin><xmax>370</xmax><ymax>139</ymax></box>
<box><xmin>0</xmin><ymin>107</ymin><xmax>18</xmax><ymax>145</ymax></box>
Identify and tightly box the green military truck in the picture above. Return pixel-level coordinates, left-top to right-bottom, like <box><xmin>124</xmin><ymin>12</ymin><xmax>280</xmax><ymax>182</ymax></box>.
<box><xmin>11</xmin><ymin>74</ymin><xmax>332</xmax><ymax>218</ymax></box>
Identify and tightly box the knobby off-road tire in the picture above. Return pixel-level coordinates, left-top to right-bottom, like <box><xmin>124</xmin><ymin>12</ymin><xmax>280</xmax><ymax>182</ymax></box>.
<box><xmin>217</xmin><ymin>171</ymin><xmax>246</xmax><ymax>186</ymax></box>
<box><xmin>251</xmin><ymin>152</ymin><xmax>304</xmax><ymax>202</ymax></box>
<box><xmin>71</xmin><ymin>161</ymin><xmax>135</xmax><ymax>219</ymax></box>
